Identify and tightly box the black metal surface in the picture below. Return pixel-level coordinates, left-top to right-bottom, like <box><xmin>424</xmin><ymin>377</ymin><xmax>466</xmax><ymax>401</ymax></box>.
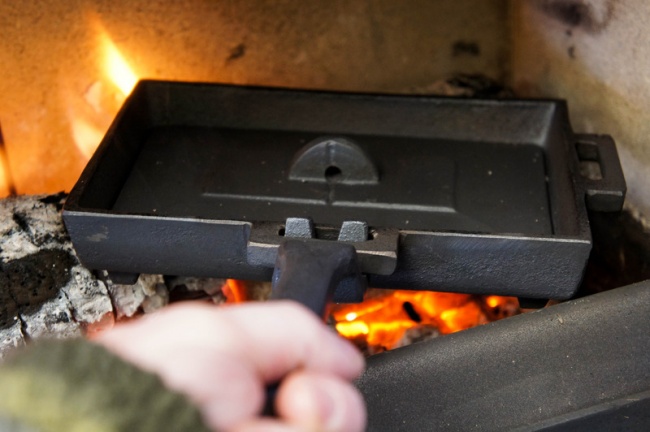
<box><xmin>575</xmin><ymin>134</ymin><xmax>626</xmax><ymax>212</ymax></box>
<box><xmin>356</xmin><ymin>280</ymin><xmax>650</xmax><ymax>431</ymax></box>
<box><xmin>288</xmin><ymin>136</ymin><xmax>379</xmax><ymax>185</ymax></box>
<box><xmin>580</xmin><ymin>210</ymin><xmax>650</xmax><ymax>294</ymax></box>
<box><xmin>271</xmin><ymin>239</ymin><xmax>365</xmax><ymax>317</ymax></box>
<box><xmin>265</xmin><ymin>236</ymin><xmax>365</xmax><ymax>417</ymax></box>
<box><xmin>112</xmin><ymin>127</ymin><xmax>551</xmax><ymax>233</ymax></box>
<box><xmin>63</xmin><ymin>80</ymin><xmax>626</xmax><ymax>299</ymax></box>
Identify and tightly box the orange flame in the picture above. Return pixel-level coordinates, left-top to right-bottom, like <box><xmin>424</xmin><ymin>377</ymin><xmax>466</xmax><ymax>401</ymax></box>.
<box><xmin>486</xmin><ymin>295</ymin><xmax>502</xmax><ymax>308</ymax></box>
<box><xmin>215</xmin><ymin>279</ymin><xmax>519</xmax><ymax>352</ymax></box>
<box><xmin>101</xmin><ymin>33</ymin><xmax>138</xmax><ymax>97</ymax></box>
<box><xmin>222</xmin><ymin>279</ymin><xmax>248</xmax><ymax>303</ymax></box>
<box><xmin>70</xmin><ymin>114</ymin><xmax>106</xmax><ymax>160</ymax></box>
<box><xmin>68</xmin><ymin>28</ymin><xmax>140</xmax><ymax>163</ymax></box>
<box><xmin>332</xmin><ymin>291</ymin><xmax>518</xmax><ymax>351</ymax></box>
<box><xmin>0</xmin><ymin>148</ymin><xmax>11</xmax><ymax>197</ymax></box>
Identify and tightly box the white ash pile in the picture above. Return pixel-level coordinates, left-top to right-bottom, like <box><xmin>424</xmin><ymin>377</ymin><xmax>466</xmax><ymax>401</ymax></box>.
<box><xmin>104</xmin><ymin>274</ymin><xmax>229</xmax><ymax>319</ymax></box>
<box><xmin>0</xmin><ymin>194</ymin><xmax>231</xmax><ymax>359</ymax></box>
<box><xmin>105</xmin><ymin>274</ymin><xmax>169</xmax><ymax>319</ymax></box>
<box><xmin>0</xmin><ymin>193</ymin><xmax>112</xmax><ymax>358</ymax></box>
<box><xmin>166</xmin><ymin>276</ymin><xmax>228</xmax><ymax>305</ymax></box>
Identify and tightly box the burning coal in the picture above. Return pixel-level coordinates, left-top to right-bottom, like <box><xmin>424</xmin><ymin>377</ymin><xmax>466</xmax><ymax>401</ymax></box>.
<box><xmin>221</xmin><ymin>280</ymin><xmax>520</xmax><ymax>353</ymax></box>
<box><xmin>331</xmin><ymin>290</ymin><xmax>520</xmax><ymax>353</ymax></box>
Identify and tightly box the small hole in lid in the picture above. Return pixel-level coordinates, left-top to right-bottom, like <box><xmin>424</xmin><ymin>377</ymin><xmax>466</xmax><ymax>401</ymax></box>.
<box><xmin>325</xmin><ymin>165</ymin><xmax>342</xmax><ymax>181</ymax></box>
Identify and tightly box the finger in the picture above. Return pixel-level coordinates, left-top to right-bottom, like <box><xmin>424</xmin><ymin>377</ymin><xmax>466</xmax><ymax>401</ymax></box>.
<box><xmin>149</xmin><ymin>347</ymin><xmax>264</xmax><ymax>431</ymax></box>
<box><xmin>99</xmin><ymin>324</ymin><xmax>265</xmax><ymax>431</ymax></box>
<box><xmin>276</xmin><ymin>371</ymin><xmax>366</xmax><ymax>432</ymax></box>
<box><xmin>99</xmin><ymin>301</ymin><xmax>364</xmax><ymax>382</ymax></box>
<box><xmin>96</xmin><ymin>301</ymin><xmax>365</xmax><ymax>430</ymax></box>
<box><xmin>216</xmin><ymin>301</ymin><xmax>365</xmax><ymax>381</ymax></box>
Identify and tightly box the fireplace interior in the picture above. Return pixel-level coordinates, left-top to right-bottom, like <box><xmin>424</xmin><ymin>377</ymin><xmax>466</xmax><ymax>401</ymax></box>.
<box><xmin>1</xmin><ymin>1</ymin><xmax>650</xmax><ymax>431</ymax></box>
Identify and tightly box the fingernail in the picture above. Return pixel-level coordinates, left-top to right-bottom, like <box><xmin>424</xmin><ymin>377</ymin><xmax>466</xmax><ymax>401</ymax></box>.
<box><xmin>279</xmin><ymin>374</ymin><xmax>366</xmax><ymax>432</ymax></box>
<box><xmin>290</xmin><ymin>377</ymin><xmax>338</xmax><ymax>429</ymax></box>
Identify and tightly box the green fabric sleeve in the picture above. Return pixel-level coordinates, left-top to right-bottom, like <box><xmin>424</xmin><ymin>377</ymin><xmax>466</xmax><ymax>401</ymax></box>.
<box><xmin>0</xmin><ymin>339</ymin><xmax>211</xmax><ymax>432</ymax></box>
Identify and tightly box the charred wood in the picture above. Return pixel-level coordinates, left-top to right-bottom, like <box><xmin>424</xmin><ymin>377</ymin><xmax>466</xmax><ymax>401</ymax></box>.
<box><xmin>0</xmin><ymin>194</ymin><xmax>112</xmax><ymax>357</ymax></box>
<box><xmin>0</xmin><ymin>194</ymin><xmax>252</xmax><ymax>358</ymax></box>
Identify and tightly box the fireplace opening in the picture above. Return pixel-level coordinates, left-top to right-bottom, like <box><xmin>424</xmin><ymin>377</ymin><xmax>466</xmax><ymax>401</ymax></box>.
<box><xmin>217</xmin><ymin>279</ymin><xmax>521</xmax><ymax>355</ymax></box>
<box><xmin>331</xmin><ymin>291</ymin><xmax>520</xmax><ymax>354</ymax></box>
<box><xmin>2</xmin><ymin>1</ymin><xmax>650</xmax><ymax>430</ymax></box>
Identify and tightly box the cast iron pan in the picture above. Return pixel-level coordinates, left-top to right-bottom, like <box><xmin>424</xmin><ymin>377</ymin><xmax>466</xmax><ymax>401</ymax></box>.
<box><xmin>63</xmin><ymin>80</ymin><xmax>626</xmax><ymax>315</ymax></box>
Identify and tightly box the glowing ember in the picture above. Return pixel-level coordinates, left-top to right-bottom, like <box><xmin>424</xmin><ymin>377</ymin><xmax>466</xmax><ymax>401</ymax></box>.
<box><xmin>331</xmin><ymin>290</ymin><xmax>519</xmax><ymax>351</ymax></box>
<box><xmin>222</xmin><ymin>279</ymin><xmax>248</xmax><ymax>303</ymax></box>
<box><xmin>83</xmin><ymin>312</ymin><xmax>116</xmax><ymax>339</ymax></box>
<box><xmin>486</xmin><ymin>295</ymin><xmax>502</xmax><ymax>308</ymax></box>
<box><xmin>216</xmin><ymin>280</ymin><xmax>520</xmax><ymax>353</ymax></box>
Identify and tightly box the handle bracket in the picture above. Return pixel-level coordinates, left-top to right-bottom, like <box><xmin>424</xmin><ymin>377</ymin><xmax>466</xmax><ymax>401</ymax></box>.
<box><xmin>575</xmin><ymin>134</ymin><xmax>626</xmax><ymax>212</ymax></box>
<box><xmin>270</xmin><ymin>239</ymin><xmax>366</xmax><ymax>317</ymax></box>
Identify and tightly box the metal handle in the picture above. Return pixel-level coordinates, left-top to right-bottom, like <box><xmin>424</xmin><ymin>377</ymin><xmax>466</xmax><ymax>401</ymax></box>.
<box><xmin>262</xmin><ymin>238</ymin><xmax>364</xmax><ymax>416</ymax></box>
<box><xmin>270</xmin><ymin>239</ymin><xmax>363</xmax><ymax>317</ymax></box>
<box><xmin>575</xmin><ymin>134</ymin><xmax>626</xmax><ymax>212</ymax></box>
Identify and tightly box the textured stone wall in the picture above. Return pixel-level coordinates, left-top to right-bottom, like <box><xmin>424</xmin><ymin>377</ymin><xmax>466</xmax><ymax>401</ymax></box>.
<box><xmin>511</xmin><ymin>0</ymin><xmax>650</xmax><ymax>220</ymax></box>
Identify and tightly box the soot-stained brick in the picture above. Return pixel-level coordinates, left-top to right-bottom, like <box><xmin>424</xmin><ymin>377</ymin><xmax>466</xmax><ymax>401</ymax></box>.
<box><xmin>452</xmin><ymin>41</ymin><xmax>480</xmax><ymax>57</ymax></box>
<box><xmin>568</xmin><ymin>45</ymin><xmax>576</xmax><ymax>58</ymax></box>
<box><xmin>12</xmin><ymin>212</ymin><xmax>31</xmax><ymax>235</ymax></box>
<box><xmin>0</xmin><ymin>250</ymin><xmax>75</xmax><ymax>327</ymax></box>
<box><xmin>38</xmin><ymin>192</ymin><xmax>67</xmax><ymax>211</ymax></box>
<box><xmin>445</xmin><ymin>74</ymin><xmax>513</xmax><ymax>98</ymax></box>
<box><xmin>538</xmin><ymin>0</ymin><xmax>615</xmax><ymax>34</ymax></box>
<box><xmin>0</xmin><ymin>277</ymin><xmax>18</xmax><ymax>330</ymax></box>
<box><xmin>226</xmin><ymin>43</ymin><xmax>246</xmax><ymax>62</ymax></box>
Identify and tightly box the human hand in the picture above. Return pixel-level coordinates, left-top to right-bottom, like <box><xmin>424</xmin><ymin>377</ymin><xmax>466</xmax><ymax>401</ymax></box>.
<box><xmin>96</xmin><ymin>301</ymin><xmax>366</xmax><ymax>432</ymax></box>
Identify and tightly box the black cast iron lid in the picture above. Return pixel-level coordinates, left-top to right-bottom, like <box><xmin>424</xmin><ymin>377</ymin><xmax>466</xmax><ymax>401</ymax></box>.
<box><xmin>112</xmin><ymin>127</ymin><xmax>551</xmax><ymax>235</ymax></box>
<box><xmin>62</xmin><ymin>80</ymin><xmax>626</xmax><ymax>300</ymax></box>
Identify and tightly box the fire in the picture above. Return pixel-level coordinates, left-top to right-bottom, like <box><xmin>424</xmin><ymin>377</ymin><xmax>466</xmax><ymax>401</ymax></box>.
<box><xmin>222</xmin><ymin>279</ymin><xmax>248</xmax><ymax>303</ymax></box>
<box><xmin>102</xmin><ymin>33</ymin><xmax>138</xmax><ymax>97</ymax></box>
<box><xmin>69</xmin><ymin>27</ymin><xmax>139</xmax><ymax>164</ymax></box>
<box><xmin>217</xmin><ymin>280</ymin><xmax>520</xmax><ymax>352</ymax></box>
<box><xmin>70</xmin><ymin>115</ymin><xmax>106</xmax><ymax>160</ymax></box>
<box><xmin>331</xmin><ymin>290</ymin><xmax>519</xmax><ymax>351</ymax></box>
<box><xmin>486</xmin><ymin>295</ymin><xmax>502</xmax><ymax>308</ymax></box>
<box><xmin>0</xmin><ymin>148</ymin><xmax>12</xmax><ymax>197</ymax></box>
